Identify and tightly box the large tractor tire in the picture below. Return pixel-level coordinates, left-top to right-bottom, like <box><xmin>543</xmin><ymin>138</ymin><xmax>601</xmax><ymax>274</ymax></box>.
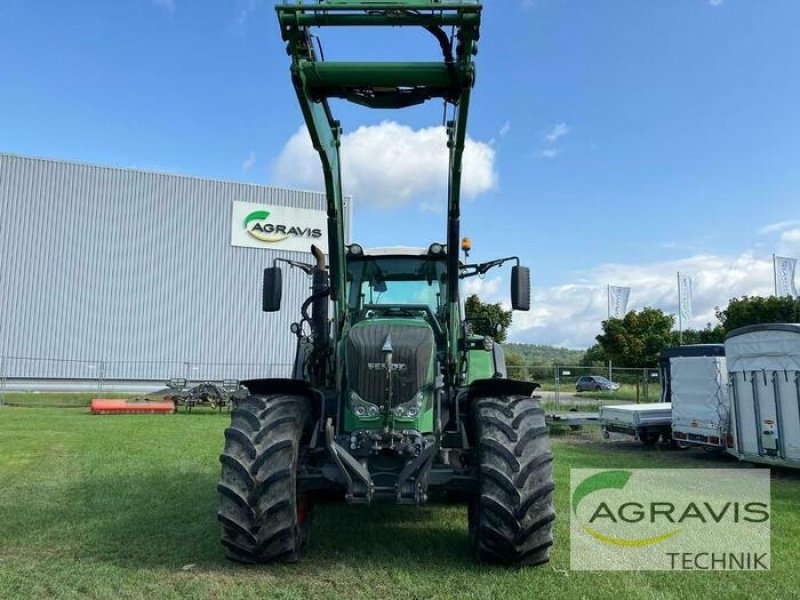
<box><xmin>469</xmin><ymin>395</ymin><xmax>555</xmax><ymax>566</ymax></box>
<box><xmin>217</xmin><ymin>393</ymin><xmax>311</xmax><ymax>563</ymax></box>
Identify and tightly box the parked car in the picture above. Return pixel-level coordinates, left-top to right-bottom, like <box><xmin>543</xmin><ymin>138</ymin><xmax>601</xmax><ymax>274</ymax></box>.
<box><xmin>576</xmin><ymin>375</ymin><xmax>620</xmax><ymax>392</ymax></box>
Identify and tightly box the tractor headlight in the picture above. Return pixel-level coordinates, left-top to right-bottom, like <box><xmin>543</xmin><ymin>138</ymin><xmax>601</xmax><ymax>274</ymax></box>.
<box><xmin>350</xmin><ymin>391</ymin><xmax>381</xmax><ymax>420</ymax></box>
<box><xmin>428</xmin><ymin>242</ymin><xmax>446</xmax><ymax>256</ymax></box>
<box><xmin>393</xmin><ymin>389</ymin><xmax>426</xmax><ymax>419</ymax></box>
<box><xmin>347</xmin><ymin>244</ymin><xmax>364</xmax><ymax>257</ymax></box>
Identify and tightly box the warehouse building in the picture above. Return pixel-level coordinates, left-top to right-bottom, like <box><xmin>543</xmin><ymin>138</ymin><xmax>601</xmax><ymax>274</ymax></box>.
<box><xmin>0</xmin><ymin>153</ymin><xmax>350</xmax><ymax>385</ymax></box>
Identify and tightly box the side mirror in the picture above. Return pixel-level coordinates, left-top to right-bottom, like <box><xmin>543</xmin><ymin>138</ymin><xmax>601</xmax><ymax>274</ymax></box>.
<box><xmin>511</xmin><ymin>265</ymin><xmax>530</xmax><ymax>311</ymax></box>
<box><xmin>262</xmin><ymin>267</ymin><xmax>283</xmax><ymax>312</ymax></box>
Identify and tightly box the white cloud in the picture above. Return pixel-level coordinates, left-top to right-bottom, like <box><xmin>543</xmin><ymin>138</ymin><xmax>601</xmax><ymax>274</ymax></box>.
<box><xmin>242</xmin><ymin>151</ymin><xmax>256</xmax><ymax>172</ymax></box>
<box><xmin>236</xmin><ymin>0</ymin><xmax>260</xmax><ymax>28</ymax></box>
<box><xmin>152</xmin><ymin>0</ymin><xmax>175</xmax><ymax>12</ymax></box>
<box><xmin>272</xmin><ymin>121</ymin><xmax>497</xmax><ymax>208</ymax></box>
<box><xmin>463</xmin><ymin>276</ymin><xmax>503</xmax><ymax>300</ymax></box>
<box><xmin>778</xmin><ymin>229</ymin><xmax>800</xmax><ymax>256</ymax></box>
<box><xmin>539</xmin><ymin>148</ymin><xmax>561</xmax><ymax>159</ymax></box>
<box><xmin>758</xmin><ymin>220</ymin><xmax>800</xmax><ymax>235</ymax></box>
<box><xmin>709</xmin><ymin>0</ymin><xmax>724</xmax><ymax>6</ymax></box>
<box><xmin>499</xmin><ymin>121</ymin><xmax>512</xmax><ymax>138</ymax></box>
<box><xmin>544</xmin><ymin>122</ymin><xmax>569</xmax><ymax>143</ymax></box>
<box><xmin>534</xmin><ymin>122</ymin><xmax>569</xmax><ymax>159</ymax></box>
<box><xmin>498</xmin><ymin>250</ymin><xmax>777</xmax><ymax>349</ymax></box>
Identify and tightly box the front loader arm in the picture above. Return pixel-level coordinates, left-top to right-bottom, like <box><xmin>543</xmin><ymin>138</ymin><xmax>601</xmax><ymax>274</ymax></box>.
<box><xmin>277</xmin><ymin>1</ymin><xmax>481</xmax><ymax>375</ymax></box>
<box><xmin>445</xmin><ymin>57</ymin><xmax>475</xmax><ymax>374</ymax></box>
<box><xmin>280</xmin><ymin>24</ymin><xmax>348</xmax><ymax>315</ymax></box>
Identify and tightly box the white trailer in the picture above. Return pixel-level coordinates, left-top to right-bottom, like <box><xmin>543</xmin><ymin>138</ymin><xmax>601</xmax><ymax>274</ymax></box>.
<box><xmin>726</xmin><ymin>323</ymin><xmax>800</xmax><ymax>469</ymax></box>
<box><xmin>600</xmin><ymin>403</ymin><xmax>673</xmax><ymax>445</ymax></box>
<box><xmin>670</xmin><ymin>356</ymin><xmax>729</xmax><ymax>449</ymax></box>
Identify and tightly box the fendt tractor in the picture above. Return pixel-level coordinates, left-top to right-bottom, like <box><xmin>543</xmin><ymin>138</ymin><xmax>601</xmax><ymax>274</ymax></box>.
<box><xmin>217</xmin><ymin>0</ymin><xmax>555</xmax><ymax>566</ymax></box>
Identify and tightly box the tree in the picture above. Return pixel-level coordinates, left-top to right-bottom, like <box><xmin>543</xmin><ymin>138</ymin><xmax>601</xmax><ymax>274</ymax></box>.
<box><xmin>716</xmin><ymin>296</ymin><xmax>800</xmax><ymax>332</ymax></box>
<box><xmin>464</xmin><ymin>294</ymin><xmax>512</xmax><ymax>343</ymax></box>
<box><xmin>670</xmin><ymin>323</ymin><xmax>726</xmax><ymax>346</ymax></box>
<box><xmin>580</xmin><ymin>343</ymin><xmax>606</xmax><ymax>367</ymax></box>
<box><xmin>595</xmin><ymin>308</ymin><xmax>675</xmax><ymax>368</ymax></box>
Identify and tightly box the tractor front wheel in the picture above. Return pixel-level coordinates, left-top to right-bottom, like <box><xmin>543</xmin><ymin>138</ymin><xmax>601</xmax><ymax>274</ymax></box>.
<box><xmin>469</xmin><ymin>395</ymin><xmax>555</xmax><ymax>566</ymax></box>
<box><xmin>217</xmin><ymin>393</ymin><xmax>311</xmax><ymax>563</ymax></box>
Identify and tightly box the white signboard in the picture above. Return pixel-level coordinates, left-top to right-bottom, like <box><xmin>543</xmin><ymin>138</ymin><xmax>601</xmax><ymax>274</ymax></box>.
<box><xmin>231</xmin><ymin>201</ymin><xmax>328</xmax><ymax>253</ymax></box>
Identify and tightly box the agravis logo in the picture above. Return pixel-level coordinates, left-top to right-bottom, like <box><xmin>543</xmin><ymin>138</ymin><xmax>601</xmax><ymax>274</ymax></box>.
<box><xmin>571</xmin><ymin>470</ymin><xmax>682</xmax><ymax>547</ymax></box>
<box><xmin>570</xmin><ymin>469</ymin><xmax>771</xmax><ymax>571</ymax></box>
<box><xmin>244</xmin><ymin>209</ymin><xmax>323</xmax><ymax>243</ymax></box>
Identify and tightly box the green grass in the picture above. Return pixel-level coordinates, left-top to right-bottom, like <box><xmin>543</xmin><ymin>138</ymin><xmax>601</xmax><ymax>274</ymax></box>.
<box><xmin>1</xmin><ymin>392</ymin><xmax>142</xmax><ymax>408</ymax></box>
<box><xmin>1</xmin><ymin>406</ymin><xmax>797</xmax><ymax>599</ymax></box>
<box><xmin>576</xmin><ymin>382</ymin><xmax>662</xmax><ymax>403</ymax></box>
<box><xmin>540</xmin><ymin>400</ymin><xmax>603</xmax><ymax>413</ymax></box>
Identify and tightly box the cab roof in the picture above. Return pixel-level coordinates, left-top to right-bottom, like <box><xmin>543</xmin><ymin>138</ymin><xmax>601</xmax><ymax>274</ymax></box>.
<box><xmin>364</xmin><ymin>247</ymin><xmax>428</xmax><ymax>256</ymax></box>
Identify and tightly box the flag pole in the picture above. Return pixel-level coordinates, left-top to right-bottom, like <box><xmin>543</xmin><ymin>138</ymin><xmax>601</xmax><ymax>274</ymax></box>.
<box><xmin>677</xmin><ymin>272</ymin><xmax>683</xmax><ymax>345</ymax></box>
<box><xmin>773</xmin><ymin>254</ymin><xmax>778</xmax><ymax>296</ymax></box>
<box><xmin>607</xmin><ymin>285</ymin><xmax>612</xmax><ymax>380</ymax></box>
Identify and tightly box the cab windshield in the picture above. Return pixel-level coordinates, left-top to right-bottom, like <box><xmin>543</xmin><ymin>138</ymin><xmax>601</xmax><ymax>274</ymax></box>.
<box><xmin>346</xmin><ymin>256</ymin><xmax>447</xmax><ymax>314</ymax></box>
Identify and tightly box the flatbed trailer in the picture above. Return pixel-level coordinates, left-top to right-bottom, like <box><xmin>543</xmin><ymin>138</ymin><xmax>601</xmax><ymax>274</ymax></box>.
<box><xmin>545</xmin><ymin>411</ymin><xmax>601</xmax><ymax>428</ymax></box>
<box><xmin>600</xmin><ymin>403</ymin><xmax>672</xmax><ymax>445</ymax></box>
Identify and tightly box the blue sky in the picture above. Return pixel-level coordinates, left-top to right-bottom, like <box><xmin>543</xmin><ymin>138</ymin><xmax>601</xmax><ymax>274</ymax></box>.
<box><xmin>2</xmin><ymin>0</ymin><xmax>798</xmax><ymax>347</ymax></box>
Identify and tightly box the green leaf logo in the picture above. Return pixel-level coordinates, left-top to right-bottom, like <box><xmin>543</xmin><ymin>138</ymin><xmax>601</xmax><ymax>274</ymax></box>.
<box><xmin>244</xmin><ymin>210</ymin><xmax>270</xmax><ymax>228</ymax></box>
<box><xmin>572</xmin><ymin>470</ymin><xmax>681</xmax><ymax>547</ymax></box>
<box><xmin>572</xmin><ymin>470</ymin><xmax>632</xmax><ymax>516</ymax></box>
<box><xmin>243</xmin><ymin>209</ymin><xmax>289</xmax><ymax>243</ymax></box>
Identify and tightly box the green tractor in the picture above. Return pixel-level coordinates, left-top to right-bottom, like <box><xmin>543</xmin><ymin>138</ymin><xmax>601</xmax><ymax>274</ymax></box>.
<box><xmin>217</xmin><ymin>0</ymin><xmax>555</xmax><ymax>566</ymax></box>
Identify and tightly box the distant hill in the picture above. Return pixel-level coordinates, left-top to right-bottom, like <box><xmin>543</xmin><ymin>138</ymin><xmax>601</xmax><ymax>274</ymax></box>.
<box><xmin>503</xmin><ymin>343</ymin><xmax>585</xmax><ymax>366</ymax></box>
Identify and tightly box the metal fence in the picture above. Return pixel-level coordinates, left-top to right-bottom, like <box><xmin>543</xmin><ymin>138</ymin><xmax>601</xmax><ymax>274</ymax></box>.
<box><xmin>505</xmin><ymin>364</ymin><xmax>663</xmax><ymax>407</ymax></box>
<box><xmin>0</xmin><ymin>356</ymin><xmax>293</xmax><ymax>406</ymax></box>
<box><xmin>0</xmin><ymin>356</ymin><xmax>662</xmax><ymax>409</ymax></box>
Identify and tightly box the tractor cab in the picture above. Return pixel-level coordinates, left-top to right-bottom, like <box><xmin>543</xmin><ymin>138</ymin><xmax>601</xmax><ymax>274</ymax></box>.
<box><xmin>342</xmin><ymin>244</ymin><xmax>448</xmax><ymax>436</ymax></box>
<box><xmin>345</xmin><ymin>245</ymin><xmax>448</xmax><ymax>325</ymax></box>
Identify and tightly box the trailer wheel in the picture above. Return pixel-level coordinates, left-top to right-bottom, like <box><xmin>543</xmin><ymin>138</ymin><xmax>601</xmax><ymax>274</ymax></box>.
<box><xmin>640</xmin><ymin>430</ymin><xmax>661</xmax><ymax>445</ymax></box>
<box><xmin>217</xmin><ymin>393</ymin><xmax>311</xmax><ymax>563</ymax></box>
<box><xmin>470</xmin><ymin>395</ymin><xmax>555</xmax><ymax>566</ymax></box>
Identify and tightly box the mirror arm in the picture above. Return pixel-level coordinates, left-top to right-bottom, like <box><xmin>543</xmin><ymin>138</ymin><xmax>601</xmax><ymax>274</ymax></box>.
<box><xmin>459</xmin><ymin>256</ymin><xmax>520</xmax><ymax>279</ymax></box>
<box><xmin>274</xmin><ymin>257</ymin><xmax>315</xmax><ymax>276</ymax></box>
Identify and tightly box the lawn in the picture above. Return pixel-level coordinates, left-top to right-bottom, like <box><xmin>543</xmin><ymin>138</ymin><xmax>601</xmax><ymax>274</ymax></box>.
<box><xmin>0</xmin><ymin>392</ymin><xmax>141</xmax><ymax>408</ymax></box>
<box><xmin>575</xmin><ymin>382</ymin><xmax>662</xmax><ymax>403</ymax></box>
<box><xmin>1</xmin><ymin>406</ymin><xmax>798</xmax><ymax>600</ymax></box>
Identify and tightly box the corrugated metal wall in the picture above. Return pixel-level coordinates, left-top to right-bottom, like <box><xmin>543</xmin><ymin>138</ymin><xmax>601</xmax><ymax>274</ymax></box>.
<box><xmin>0</xmin><ymin>153</ymin><xmax>349</xmax><ymax>380</ymax></box>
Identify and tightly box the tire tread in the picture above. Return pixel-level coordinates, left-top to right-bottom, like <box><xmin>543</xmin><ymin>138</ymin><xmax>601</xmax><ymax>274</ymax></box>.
<box><xmin>470</xmin><ymin>395</ymin><xmax>555</xmax><ymax>566</ymax></box>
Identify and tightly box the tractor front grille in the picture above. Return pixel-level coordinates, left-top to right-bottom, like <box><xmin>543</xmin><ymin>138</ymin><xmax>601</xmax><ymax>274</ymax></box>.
<box><xmin>346</xmin><ymin>321</ymin><xmax>435</xmax><ymax>408</ymax></box>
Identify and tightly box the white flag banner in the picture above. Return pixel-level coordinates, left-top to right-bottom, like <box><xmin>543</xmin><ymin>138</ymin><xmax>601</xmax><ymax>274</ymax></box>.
<box><xmin>678</xmin><ymin>273</ymin><xmax>693</xmax><ymax>321</ymax></box>
<box><xmin>775</xmin><ymin>256</ymin><xmax>799</xmax><ymax>297</ymax></box>
<box><xmin>608</xmin><ymin>286</ymin><xmax>631</xmax><ymax>319</ymax></box>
